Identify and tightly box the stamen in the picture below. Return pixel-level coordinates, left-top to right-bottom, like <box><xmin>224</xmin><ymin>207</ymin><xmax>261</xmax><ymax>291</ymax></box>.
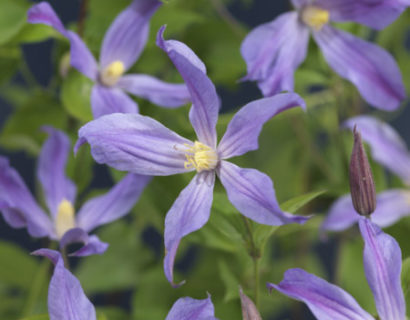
<box><xmin>55</xmin><ymin>199</ymin><xmax>75</xmax><ymax>239</ymax></box>
<box><xmin>100</xmin><ymin>60</ymin><xmax>125</xmax><ymax>86</ymax></box>
<box><xmin>184</xmin><ymin>141</ymin><xmax>218</xmax><ymax>173</ymax></box>
<box><xmin>301</xmin><ymin>6</ymin><xmax>329</xmax><ymax>31</ymax></box>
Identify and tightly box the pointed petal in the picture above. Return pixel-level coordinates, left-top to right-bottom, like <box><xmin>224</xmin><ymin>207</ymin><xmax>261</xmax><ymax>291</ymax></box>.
<box><xmin>241</xmin><ymin>12</ymin><xmax>309</xmax><ymax>96</ymax></box>
<box><xmin>100</xmin><ymin>0</ymin><xmax>161</xmax><ymax>69</ymax></box>
<box><xmin>27</xmin><ymin>2</ymin><xmax>66</xmax><ymax>34</ymax></box>
<box><xmin>32</xmin><ymin>249</ymin><xmax>97</xmax><ymax>320</ymax></box>
<box><xmin>359</xmin><ymin>218</ymin><xmax>406</xmax><ymax>320</ymax></box>
<box><xmin>313</xmin><ymin>26</ymin><xmax>405</xmax><ymax>111</ymax></box>
<box><xmin>0</xmin><ymin>157</ymin><xmax>52</xmax><ymax>237</ymax></box>
<box><xmin>117</xmin><ymin>74</ymin><xmax>190</xmax><ymax>108</ymax></box>
<box><xmin>76</xmin><ymin>173</ymin><xmax>151</xmax><ymax>232</ymax></box>
<box><xmin>164</xmin><ymin>172</ymin><xmax>215</xmax><ymax>286</ymax></box>
<box><xmin>38</xmin><ymin>127</ymin><xmax>76</xmax><ymax>217</ymax></box>
<box><xmin>218</xmin><ymin>161</ymin><xmax>309</xmax><ymax>226</ymax></box>
<box><xmin>91</xmin><ymin>84</ymin><xmax>139</xmax><ymax>118</ymax></box>
<box><xmin>59</xmin><ymin>228</ymin><xmax>108</xmax><ymax>257</ymax></box>
<box><xmin>218</xmin><ymin>93</ymin><xmax>305</xmax><ymax>159</ymax></box>
<box><xmin>344</xmin><ymin>116</ymin><xmax>410</xmax><ymax>185</ymax></box>
<box><xmin>268</xmin><ymin>269</ymin><xmax>374</xmax><ymax>320</ymax></box>
<box><xmin>166</xmin><ymin>295</ymin><xmax>217</xmax><ymax>320</ymax></box>
<box><xmin>76</xmin><ymin>113</ymin><xmax>192</xmax><ymax>175</ymax></box>
<box><xmin>157</xmin><ymin>26</ymin><xmax>220</xmax><ymax>147</ymax></box>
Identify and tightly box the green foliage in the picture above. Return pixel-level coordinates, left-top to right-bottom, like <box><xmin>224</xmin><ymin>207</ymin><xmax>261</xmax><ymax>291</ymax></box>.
<box><xmin>0</xmin><ymin>0</ymin><xmax>29</xmax><ymax>45</ymax></box>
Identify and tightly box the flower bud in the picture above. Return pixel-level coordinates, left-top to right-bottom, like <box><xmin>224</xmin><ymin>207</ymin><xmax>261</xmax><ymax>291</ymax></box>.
<box><xmin>349</xmin><ymin>126</ymin><xmax>376</xmax><ymax>216</ymax></box>
<box><xmin>239</xmin><ymin>287</ymin><xmax>261</xmax><ymax>320</ymax></box>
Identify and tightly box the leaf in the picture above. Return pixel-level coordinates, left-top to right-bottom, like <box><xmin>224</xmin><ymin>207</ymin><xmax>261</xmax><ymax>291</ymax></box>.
<box><xmin>19</xmin><ymin>315</ymin><xmax>49</xmax><ymax>320</ymax></box>
<box><xmin>281</xmin><ymin>190</ymin><xmax>326</xmax><ymax>213</ymax></box>
<box><xmin>218</xmin><ymin>260</ymin><xmax>240</xmax><ymax>302</ymax></box>
<box><xmin>11</xmin><ymin>23</ymin><xmax>58</xmax><ymax>44</ymax></box>
<box><xmin>0</xmin><ymin>0</ymin><xmax>29</xmax><ymax>45</ymax></box>
<box><xmin>0</xmin><ymin>46</ymin><xmax>21</xmax><ymax>85</ymax></box>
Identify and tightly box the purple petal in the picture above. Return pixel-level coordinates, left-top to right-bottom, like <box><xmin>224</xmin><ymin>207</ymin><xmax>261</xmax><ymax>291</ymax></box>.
<box><xmin>91</xmin><ymin>84</ymin><xmax>139</xmax><ymax>118</ymax></box>
<box><xmin>38</xmin><ymin>127</ymin><xmax>76</xmax><ymax>218</ymax></box>
<box><xmin>218</xmin><ymin>161</ymin><xmax>309</xmax><ymax>226</ymax></box>
<box><xmin>76</xmin><ymin>173</ymin><xmax>151</xmax><ymax>232</ymax></box>
<box><xmin>157</xmin><ymin>26</ymin><xmax>220</xmax><ymax>148</ymax></box>
<box><xmin>27</xmin><ymin>2</ymin><xmax>66</xmax><ymax>34</ymax></box>
<box><xmin>344</xmin><ymin>116</ymin><xmax>410</xmax><ymax>185</ymax></box>
<box><xmin>164</xmin><ymin>172</ymin><xmax>215</xmax><ymax>286</ymax></box>
<box><xmin>218</xmin><ymin>93</ymin><xmax>305</xmax><ymax>159</ymax></box>
<box><xmin>359</xmin><ymin>218</ymin><xmax>406</xmax><ymax>320</ymax></box>
<box><xmin>76</xmin><ymin>113</ymin><xmax>192</xmax><ymax>175</ymax></box>
<box><xmin>321</xmin><ymin>195</ymin><xmax>359</xmax><ymax>232</ymax></box>
<box><xmin>100</xmin><ymin>0</ymin><xmax>161</xmax><ymax>70</ymax></box>
<box><xmin>117</xmin><ymin>74</ymin><xmax>190</xmax><ymax>108</ymax></box>
<box><xmin>166</xmin><ymin>295</ymin><xmax>217</xmax><ymax>320</ymax></box>
<box><xmin>268</xmin><ymin>269</ymin><xmax>374</xmax><ymax>320</ymax></box>
<box><xmin>32</xmin><ymin>249</ymin><xmax>97</xmax><ymax>320</ymax></box>
<box><xmin>0</xmin><ymin>157</ymin><xmax>52</xmax><ymax>238</ymax></box>
<box><xmin>240</xmin><ymin>12</ymin><xmax>309</xmax><ymax>97</ymax></box>
<box><xmin>313</xmin><ymin>26</ymin><xmax>405</xmax><ymax>111</ymax></box>
<box><xmin>60</xmin><ymin>228</ymin><xmax>108</xmax><ymax>257</ymax></box>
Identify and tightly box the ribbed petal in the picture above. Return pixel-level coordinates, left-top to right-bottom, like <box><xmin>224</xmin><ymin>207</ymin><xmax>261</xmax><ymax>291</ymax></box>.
<box><xmin>0</xmin><ymin>157</ymin><xmax>52</xmax><ymax>238</ymax></box>
<box><xmin>359</xmin><ymin>218</ymin><xmax>406</xmax><ymax>320</ymax></box>
<box><xmin>38</xmin><ymin>127</ymin><xmax>76</xmax><ymax>218</ymax></box>
<box><xmin>99</xmin><ymin>0</ymin><xmax>161</xmax><ymax>70</ymax></box>
<box><xmin>117</xmin><ymin>74</ymin><xmax>190</xmax><ymax>108</ymax></box>
<box><xmin>313</xmin><ymin>26</ymin><xmax>405</xmax><ymax>111</ymax></box>
<box><xmin>218</xmin><ymin>93</ymin><xmax>305</xmax><ymax>159</ymax></box>
<box><xmin>32</xmin><ymin>249</ymin><xmax>97</xmax><ymax>320</ymax></box>
<box><xmin>344</xmin><ymin>116</ymin><xmax>410</xmax><ymax>185</ymax></box>
<box><xmin>166</xmin><ymin>295</ymin><xmax>217</xmax><ymax>320</ymax></box>
<box><xmin>268</xmin><ymin>269</ymin><xmax>374</xmax><ymax>320</ymax></box>
<box><xmin>60</xmin><ymin>228</ymin><xmax>109</xmax><ymax>257</ymax></box>
<box><xmin>76</xmin><ymin>173</ymin><xmax>151</xmax><ymax>232</ymax></box>
<box><xmin>164</xmin><ymin>172</ymin><xmax>215</xmax><ymax>287</ymax></box>
<box><xmin>218</xmin><ymin>161</ymin><xmax>309</xmax><ymax>226</ymax></box>
<box><xmin>91</xmin><ymin>84</ymin><xmax>139</xmax><ymax>118</ymax></box>
<box><xmin>240</xmin><ymin>12</ymin><xmax>309</xmax><ymax>97</ymax></box>
<box><xmin>157</xmin><ymin>26</ymin><xmax>220</xmax><ymax>148</ymax></box>
<box><xmin>76</xmin><ymin>113</ymin><xmax>192</xmax><ymax>175</ymax></box>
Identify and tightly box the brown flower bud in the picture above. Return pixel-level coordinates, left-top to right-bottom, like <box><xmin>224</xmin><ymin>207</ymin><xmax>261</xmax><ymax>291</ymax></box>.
<box><xmin>349</xmin><ymin>126</ymin><xmax>376</xmax><ymax>216</ymax></box>
<box><xmin>239</xmin><ymin>287</ymin><xmax>262</xmax><ymax>320</ymax></box>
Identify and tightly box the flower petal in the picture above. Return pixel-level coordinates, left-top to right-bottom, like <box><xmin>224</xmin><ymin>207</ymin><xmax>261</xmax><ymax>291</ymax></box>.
<box><xmin>59</xmin><ymin>228</ymin><xmax>109</xmax><ymax>257</ymax></box>
<box><xmin>91</xmin><ymin>84</ymin><xmax>139</xmax><ymax>118</ymax></box>
<box><xmin>0</xmin><ymin>157</ymin><xmax>52</xmax><ymax>238</ymax></box>
<box><xmin>268</xmin><ymin>268</ymin><xmax>374</xmax><ymax>320</ymax></box>
<box><xmin>76</xmin><ymin>113</ymin><xmax>192</xmax><ymax>175</ymax></box>
<box><xmin>218</xmin><ymin>161</ymin><xmax>309</xmax><ymax>225</ymax></box>
<box><xmin>164</xmin><ymin>172</ymin><xmax>215</xmax><ymax>287</ymax></box>
<box><xmin>344</xmin><ymin>116</ymin><xmax>410</xmax><ymax>185</ymax></box>
<box><xmin>32</xmin><ymin>249</ymin><xmax>97</xmax><ymax>320</ymax></box>
<box><xmin>321</xmin><ymin>195</ymin><xmax>359</xmax><ymax>232</ymax></box>
<box><xmin>166</xmin><ymin>295</ymin><xmax>217</xmax><ymax>320</ymax></box>
<box><xmin>76</xmin><ymin>173</ymin><xmax>151</xmax><ymax>232</ymax></box>
<box><xmin>27</xmin><ymin>2</ymin><xmax>66</xmax><ymax>34</ymax></box>
<box><xmin>313</xmin><ymin>26</ymin><xmax>405</xmax><ymax>111</ymax></box>
<box><xmin>99</xmin><ymin>0</ymin><xmax>161</xmax><ymax>70</ymax></box>
<box><xmin>240</xmin><ymin>12</ymin><xmax>309</xmax><ymax>97</ymax></box>
<box><xmin>38</xmin><ymin>127</ymin><xmax>76</xmax><ymax>217</ymax></box>
<box><xmin>117</xmin><ymin>74</ymin><xmax>190</xmax><ymax>108</ymax></box>
<box><xmin>358</xmin><ymin>218</ymin><xmax>406</xmax><ymax>320</ymax></box>
<box><xmin>157</xmin><ymin>26</ymin><xmax>220</xmax><ymax>147</ymax></box>
<box><xmin>218</xmin><ymin>93</ymin><xmax>305</xmax><ymax>159</ymax></box>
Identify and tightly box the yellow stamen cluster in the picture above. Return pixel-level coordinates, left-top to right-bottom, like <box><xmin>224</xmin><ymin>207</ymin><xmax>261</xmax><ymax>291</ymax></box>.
<box><xmin>100</xmin><ymin>60</ymin><xmax>125</xmax><ymax>86</ymax></box>
<box><xmin>55</xmin><ymin>199</ymin><xmax>76</xmax><ymax>239</ymax></box>
<box><xmin>301</xmin><ymin>6</ymin><xmax>329</xmax><ymax>31</ymax></box>
<box><xmin>184</xmin><ymin>141</ymin><xmax>218</xmax><ymax>173</ymax></box>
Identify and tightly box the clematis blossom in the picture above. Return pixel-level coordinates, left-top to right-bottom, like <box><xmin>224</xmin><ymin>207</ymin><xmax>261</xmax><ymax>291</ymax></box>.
<box><xmin>241</xmin><ymin>0</ymin><xmax>408</xmax><ymax>110</ymax></box>
<box><xmin>0</xmin><ymin>127</ymin><xmax>150</xmax><ymax>256</ymax></box>
<box><xmin>322</xmin><ymin>115</ymin><xmax>410</xmax><ymax>231</ymax></box>
<box><xmin>75</xmin><ymin>26</ymin><xmax>309</xmax><ymax>286</ymax></box>
<box><xmin>27</xmin><ymin>1</ymin><xmax>190</xmax><ymax>118</ymax></box>
<box><xmin>166</xmin><ymin>295</ymin><xmax>218</xmax><ymax>320</ymax></box>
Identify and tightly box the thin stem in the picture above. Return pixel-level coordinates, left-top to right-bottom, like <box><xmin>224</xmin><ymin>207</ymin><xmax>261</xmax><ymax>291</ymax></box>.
<box><xmin>209</xmin><ymin>0</ymin><xmax>245</xmax><ymax>38</ymax></box>
<box><xmin>77</xmin><ymin>0</ymin><xmax>89</xmax><ymax>38</ymax></box>
<box><xmin>253</xmin><ymin>256</ymin><xmax>260</xmax><ymax>308</ymax></box>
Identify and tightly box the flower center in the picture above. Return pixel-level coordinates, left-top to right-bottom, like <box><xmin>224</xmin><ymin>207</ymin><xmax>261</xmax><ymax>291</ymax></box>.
<box><xmin>301</xmin><ymin>6</ymin><xmax>329</xmax><ymax>30</ymax></box>
<box><xmin>184</xmin><ymin>141</ymin><xmax>218</xmax><ymax>173</ymax></box>
<box><xmin>55</xmin><ymin>199</ymin><xmax>75</xmax><ymax>239</ymax></box>
<box><xmin>100</xmin><ymin>60</ymin><xmax>125</xmax><ymax>86</ymax></box>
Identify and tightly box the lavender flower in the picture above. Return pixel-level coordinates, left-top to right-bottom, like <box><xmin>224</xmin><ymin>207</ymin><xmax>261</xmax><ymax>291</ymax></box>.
<box><xmin>268</xmin><ymin>217</ymin><xmax>406</xmax><ymax>320</ymax></box>
<box><xmin>75</xmin><ymin>26</ymin><xmax>309</xmax><ymax>286</ymax></box>
<box><xmin>0</xmin><ymin>127</ymin><xmax>150</xmax><ymax>256</ymax></box>
<box><xmin>166</xmin><ymin>295</ymin><xmax>218</xmax><ymax>320</ymax></box>
<box><xmin>241</xmin><ymin>0</ymin><xmax>407</xmax><ymax>110</ymax></box>
<box><xmin>27</xmin><ymin>1</ymin><xmax>190</xmax><ymax>118</ymax></box>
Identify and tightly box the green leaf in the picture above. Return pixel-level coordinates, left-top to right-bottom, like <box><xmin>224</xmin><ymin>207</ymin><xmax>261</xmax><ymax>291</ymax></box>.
<box><xmin>281</xmin><ymin>190</ymin><xmax>326</xmax><ymax>213</ymax></box>
<box><xmin>402</xmin><ymin>257</ymin><xmax>410</xmax><ymax>313</ymax></box>
<box><xmin>19</xmin><ymin>315</ymin><xmax>49</xmax><ymax>320</ymax></box>
<box><xmin>218</xmin><ymin>260</ymin><xmax>240</xmax><ymax>302</ymax></box>
<box><xmin>0</xmin><ymin>46</ymin><xmax>21</xmax><ymax>86</ymax></box>
<box><xmin>0</xmin><ymin>0</ymin><xmax>29</xmax><ymax>45</ymax></box>
<box><xmin>11</xmin><ymin>23</ymin><xmax>58</xmax><ymax>44</ymax></box>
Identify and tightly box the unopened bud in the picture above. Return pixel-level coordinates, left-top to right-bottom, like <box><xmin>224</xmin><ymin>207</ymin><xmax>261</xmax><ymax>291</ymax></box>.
<box><xmin>239</xmin><ymin>287</ymin><xmax>262</xmax><ymax>320</ymax></box>
<box><xmin>349</xmin><ymin>126</ymin><xmax>376</xmax><ymax>216</ymax></box>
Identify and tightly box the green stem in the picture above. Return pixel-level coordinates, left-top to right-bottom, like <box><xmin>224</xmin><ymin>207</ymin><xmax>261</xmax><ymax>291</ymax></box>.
<box><xmin>253</xmin><ymin>256</ymin><xmax>260</xmax><ymax>308</ymax></box>
<box><xmin>209</xmin><ymin>0</ymin><xmax>245</xmax><ymax>38</ymax></box>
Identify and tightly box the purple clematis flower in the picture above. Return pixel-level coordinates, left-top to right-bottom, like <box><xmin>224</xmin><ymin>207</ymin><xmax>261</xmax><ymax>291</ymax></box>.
<box><xmin>268</xmin><ymin>217</ymin><xmax>407</xmax><ymax>320</ymax></box>
<box><xmin>75</xmin><ymin>26</ymin><xmax>309</xmax><ymax>286</ymax></box>
<box><xmin>32</xmin><ymin>248</ymin><xmax>96</xmax><ymax>320</ymax></box>
<box><xmin>27</xmin><ymin>1</ymin><xmax>190</xmax><ymax>118</ymax></box>
<box><xmin>323</xmin><ymin>115</ymin><xmax>410</xmax><ymax>231</ymax></box>
<box><xmin>0</xmin><ymin>127</ymin><xmax>150</xmax><ymax>256</ymax></box>
<box><xmin>241</xmin><ymin>0</ymin><xmax>408</xmax><ymax>111</ymax></box>
<box><xmin>166</xmin><ymin>295</ymin><xmax>218</xmax><ymax>320</ymax></box>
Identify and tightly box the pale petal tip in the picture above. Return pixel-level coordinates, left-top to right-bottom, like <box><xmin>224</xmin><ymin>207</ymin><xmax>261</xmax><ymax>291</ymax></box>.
<box><xmin>73</xmin><ymin>137</ymin><xmax>87</xmax><ymax>155</ymax></box>
<box><xmin>156</xmin><ymin>25</ymin><xmax>167</xmax><ymax>49</ymax></box>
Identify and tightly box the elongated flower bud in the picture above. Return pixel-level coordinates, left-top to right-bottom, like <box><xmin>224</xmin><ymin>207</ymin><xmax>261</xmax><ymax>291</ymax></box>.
<box><xmin>349</xmin><ymin>126</ymin><xmax>376</xmax><ymax>216</ymax></box>
<box><xmin>239</xmin><ymin>287</ymin><xmax>262</xmax><ymax>320</ymax></box>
